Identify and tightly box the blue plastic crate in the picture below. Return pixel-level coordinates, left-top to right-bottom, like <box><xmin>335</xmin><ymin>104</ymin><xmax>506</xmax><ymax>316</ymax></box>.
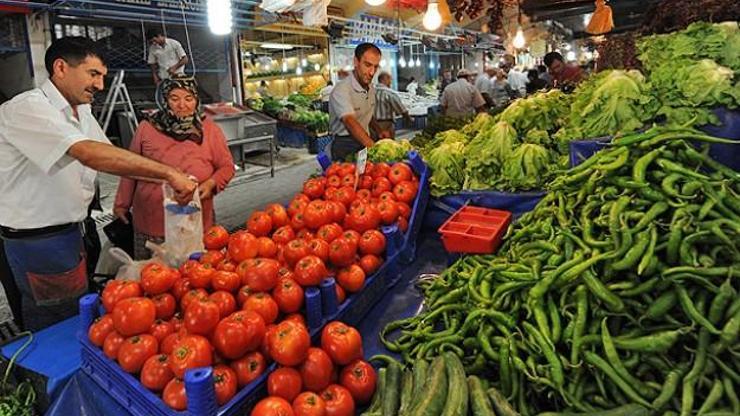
<box><xmin>277</xmin><ymin>124</ymin><xmax>308</xmax><ymax>149</ymax></box>
<box><xmin>315</xmin><ymin>150</ymin><xmax>430</xmax><ymax>271</ymax></box>
<box><xmin>308</xmin><ymin>135</ymin><xmax>333</xmax><ymax>155</ymax></box>
<box><xmin>78</xmin><ymin>294</ymin><xmax>272</xmax><ymax>416</ymax></box>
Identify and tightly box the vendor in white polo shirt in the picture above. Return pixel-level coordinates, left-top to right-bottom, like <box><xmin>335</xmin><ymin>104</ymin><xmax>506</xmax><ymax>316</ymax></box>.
<box><xmin>328</xmin><ymin>43</ymin><xmax>389</xmax><ymax>162</ymax></box>
<box><xmin>0</xmin><ymin>37</ymin><xmax>197</xmax><ymax>331</ymax></box>
<box><xmin>147</xmin><ymin>29</ymin><xmax>189</xmax><ymax>85</ymax></box>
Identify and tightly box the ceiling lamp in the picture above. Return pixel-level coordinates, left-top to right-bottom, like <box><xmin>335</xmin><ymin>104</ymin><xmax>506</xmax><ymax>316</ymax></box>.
<box><xmin>365</xmin><ymin>0</ymin><xmax>386</xmax><ymax>6</ymax></box>
<box><xmin>314</xmin><ymin>63</ymin><xmax>321</xmax><ymax>71</ymax></box>
<box><xmin>415</xmin><ymin>57</ymin><xmax>421</xmax><ymax>67</ymax></box>
<box><xmin>207</xmin><ymin>0</ymin><xmax>232</xmax><ymax>35</ymax></box>
<box><xmin>399</xmin><ymin>56</ymin><xmax>407</xmax><ymax>68</ymax></box>
<box><xmin>261</xmin><ymin>42</ymin><xmax>293</xmax><ymax>50</ymax></box>
<box><xmin>282</xmin><ymin>61</ymin><xmax>288</xmax><ymax>72</ymax></box>
<box><xmin>423</xmin><ymin>0</ymin><xmax>442</xmax><ymax>31</ymax></box>
<box><xmin>380</xmin><ymin>59</ymin><xmax>387</xmax><ymax>67</ymax></box>
<box><xmin>428</xmin><ymin>60</ymin><xmax>434</xmax><ymax>69</ymax></box>
<box><xmin>566</xmin><ymin>51</ymin><xmax>577</xmax><ymax>61</ymax></box>
<box><xmin>512</xmin><ymin>27</ymin><xmax>526</xmax><ymax>49</ymax></box>
<box><xmin>296</xmin><ymin>66</ymin><xmax>303</xmax><ymax>75</ymax></box>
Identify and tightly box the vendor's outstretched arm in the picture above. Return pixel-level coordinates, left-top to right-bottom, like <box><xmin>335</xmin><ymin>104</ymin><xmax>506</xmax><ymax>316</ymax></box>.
<box><xmin>341</xmin><ymin>114</ymin><xmax>375</xmax><ymax>148</ymax></box>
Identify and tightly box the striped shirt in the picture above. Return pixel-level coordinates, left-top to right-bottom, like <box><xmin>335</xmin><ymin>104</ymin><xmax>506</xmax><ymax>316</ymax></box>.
<box><xmin>374</xmin><ymin>84</ymin><xmax>407</xmax><ymax>121</ymax></box>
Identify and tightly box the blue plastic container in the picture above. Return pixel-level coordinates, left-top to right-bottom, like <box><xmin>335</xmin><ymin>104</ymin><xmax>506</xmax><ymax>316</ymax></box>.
<box><xmin>277</xmin><ymin>124</ymin><xmax>308</xmax><ymax>149</ymax></box>
<box><xmin>568</xmin><ymin>135</ymin><xmax>612</xmax><ymax>168</ymax></box>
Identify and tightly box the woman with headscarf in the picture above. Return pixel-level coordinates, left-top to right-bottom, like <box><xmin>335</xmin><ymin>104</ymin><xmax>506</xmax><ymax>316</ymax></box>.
<box><xmin>114</xmin><ymin>76</ymin><xmax>235</xmax><ymax>259</ymax></box>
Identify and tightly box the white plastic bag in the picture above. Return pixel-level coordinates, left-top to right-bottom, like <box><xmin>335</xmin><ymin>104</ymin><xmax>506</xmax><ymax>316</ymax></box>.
<box><xmin>162</xmin><ymin>184</ymin><xmax>204</xmax><ymax>268</ymax></box>
<box><xmin>108</xmin><ymin>247</ymin><xmax>156</xmax><ymax>281</ymax></box>
<box><xmin>259</xmin><ymin>0</ymin><xmax>297</xmax><ymax>13</ymax></box>
<box><xmin>303</xmin><ymin>0</ymin><xmax>330</xmax><ymax>27</ymax></box>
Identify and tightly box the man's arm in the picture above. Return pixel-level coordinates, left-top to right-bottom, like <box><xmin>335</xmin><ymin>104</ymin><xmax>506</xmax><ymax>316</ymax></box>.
<box><xmin>169</xmin><ymin>55</ymin><xmax>189</xmax><ymax>75</ymax></box>
<box><xmin>341</xmin><ymin>115</ymin><xmax>375</xmax><ymax>148</ymax></box>
<box><xmin>149</xmin><ymin>64</ymin><xmax>160</xmax><ymax>84</ymax></box>
<box><xmin>68</xmin><ymin>140</ymin><xmax>196</xmax><ymax>203</ymax></box>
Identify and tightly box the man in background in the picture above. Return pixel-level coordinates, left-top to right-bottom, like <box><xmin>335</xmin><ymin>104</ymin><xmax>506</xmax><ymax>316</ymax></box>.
<box><xmin>147</xmin><ymin>29</ymin><xmax>189</xmax><ymax>85</ymax></box>
<box><xmin>500</xmin><ymin>54</ymin><xmax>527</xmax><ymax>98</ymax></box>
<box><xmin>474</xmin><ymin>66</ymin><xmax>496</xmax><ymax>106</ymax></box>
<box><xmin>374</xmin><ymin>72</ymin><xmax>412</xmax><ymax>139</ymax></box>
<box><xmin>440</xmin><ymin>69</ymin><xmax>486</xmax><ymax>117</ymax></box>
<box><xmin>439</xmin><ymin>70</ymin><xmax>453</xmax><ymax>93</ymax></box>
<box><xmin>544</xmin><ymin>51</ymin><xmax>584</xmax><ymax>90</ymax></box>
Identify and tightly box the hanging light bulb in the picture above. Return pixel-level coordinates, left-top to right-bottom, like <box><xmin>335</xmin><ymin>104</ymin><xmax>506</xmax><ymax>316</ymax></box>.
<box><xmin>365</xmin><ymin>0</ymin><xmax>386</xmax><ymax>6</ymax></box>
<box><xmin>428</xmin><ymin>60</ymin><xmax>434</xmax><ymax>69</ymax></box>
<box><xmin>399</xmin><ymin>55</ymin><xmax>407</xmax><ymax>68</ymax></box>
<box><xmin>296</xmin><ymin>66</ymin><xmax>303</xmax><ymax>75</ymax></box>
<box><xmin>512</xmin><ymin>27</ymin><xmax>526</xmax><ymax>49</ymax></box>
<box><xmin>566</xmin><ymin>51</ymin><xmax>577</xmax><ymax>61</ymax></box>
<box><xmin>314</xmin><ymin>63</ymin><xmax>320</xmax><ymax>71</ymax></box>
<box><xmin>416</xmin><ymin>57</ymin><xmax>421</xmax><ymax>67</ymax></box>
<box><xmin>207</xmin><ymin>0</ymin><xmax>232</xmax><ymax>35</ymax></box>
<box><xmin>380</xmin><ymin>59</ymin><xmax>387</xmax><ymax>67</ymax></box>
<box><xmin>423</xmin><ymin>0</ymin><xmax>442</xmax><ymax>31</ymax></box>
<box><xmin>301</xmin><ymin>57</ymin><xmax>308</xmax><ymax>67</ymax></box>
<box><xmin>282</xmin><ymin>60</ymin><xmax>288</xmax><ymax>73</ymax></box>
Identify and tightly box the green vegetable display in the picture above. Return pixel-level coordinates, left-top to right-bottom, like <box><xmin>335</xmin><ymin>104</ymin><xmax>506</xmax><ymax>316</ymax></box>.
<box><xmin>462</xmin><ymin>121</ymin><xmax>517</xmax><ymax>190</ymax></box>
<box><xmin>367</xmin><ymin>139</ymin><xmax>414</xmax><ymax>163</ymax></box>
<box><xmin>425</xmin><ymin>140</ymin><xmax>466</xmax><ymax>197</ymax></box>
<box><xmin>495</xmin><ymin>90</ymin><xmax>571</xmax><ymax>134</ymax></box>
<box><xmin>381</xmin><ymin>126</ymin><xmax>740</xmax><ymax>414</ymax></box>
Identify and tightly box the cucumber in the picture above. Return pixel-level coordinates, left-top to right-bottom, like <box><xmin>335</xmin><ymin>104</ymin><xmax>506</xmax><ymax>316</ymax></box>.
<box><xmin>411</xmin><ymin>360</ymin><xmax>429</xmax><ymax>397</ymax></box>
<box><xmin>535</xmin><ymin>404</ymin><xmax>650</xmax><ymax>416</ymax></box>
<box><xmin>382</xmin><ymin>361</ymin><xmax>402</xmax><ymax>416</ymax></box>
<box><xmin>441</xmin><ymin>352</ymin><xmax>468</xmax><ymax>416</ymax></box>
<box><xmin>361</xmin><ymin>368</ymin><xmax>386</xmax><ymax>416</ymax></box>
<box><xmin>487</xmin><ymin>387</ymin><xmax>520</xmax><ymax>416</ymax></box>
<box><xmin>468</xmin><ymin>376</ymin><xmax>495</xmax><ymax>416</ymax></box>
<box><xmin>398</xmin><ymin>370</ymin><xmax>414</xmax><ymax>415</ymax></box>
<box><xmin>409</xmin><ymin>356</ymin><xmax>448</xmax><ymax>416</ymax></box>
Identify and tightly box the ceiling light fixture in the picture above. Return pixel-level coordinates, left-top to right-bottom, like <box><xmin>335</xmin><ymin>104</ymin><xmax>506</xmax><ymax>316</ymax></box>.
<box><xmin>260</xmin><ymin>42</ymin><xmax>294</xmax><ymax>50</ymax></box>
<box><xmin>423</xmin><ymin>0</ymin><xmax>442</xmax><ymax>31</ymax></box>
<box><xmin>365</xmin><ymin>0</ymin><xmax>386</xmax><ymax>6</ymax></box>
<box><xmin>512</xmin><ymin>27</ymin><xmax>526</xmax><ymax>49</ymax></box>
<box><xmin>207</xmin><ymin>0</ymin><xmax>232</xmax><ymax>35</ymax></box>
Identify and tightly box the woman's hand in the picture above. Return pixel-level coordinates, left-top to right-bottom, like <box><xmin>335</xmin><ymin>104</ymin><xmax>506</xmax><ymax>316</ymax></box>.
<box><xmin>198</xmin><ymin>178</ymin><xmax>217</xmax><ymax>200</ymax></box>
<box><xmin>113</xmin><ymin>207</ymin><xmax>130</xmax><ymax>224</ymax></box>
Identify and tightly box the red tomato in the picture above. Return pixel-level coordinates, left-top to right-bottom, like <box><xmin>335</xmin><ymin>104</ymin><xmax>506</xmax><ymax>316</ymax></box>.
<box><xmin>356</xmin><ymin>189</ymin><xmax>372</xmax><ymax>201</ymax></box>
<box><xmin>163</xmin><ymin>378</ymin><xmax>188</xmax><ymax>411</ymax></box>
<box><xmin>396</xmin><ymin>202</ymin><xmax>411</xmax><ymax>219</ymax></box>
<box><xmin>243</xmin><ymin>293</ymin><xmax>279</xmax><ymax>324</ymax></box>
<box><xmin>160</xmin><ymin>331</ymin><xmax>184</xmax><ymax>355</ymax></box>
<box><xmin>288</xmin><ymin>198</ymin><xmax>309</xmax><ymax>218</ymax></box>
<box><xmin>88</xmin><ymin>314</ymin><xmax>115</xmax><ymax>347</ymax></box>
<box><xmin>267</xmin><ymin>320</ymin><xmax>311</xmax><ymax>366</ymax></box>
<box><xmin>333</xmin><ymin>187</ymin><xmax>355</xmax><ymax>208</ymax></box>
<box><xmin>392</xmin><ymin>181</ymin><xmax>417</xmax><ymax>204</ymax></box>
<box><xmin>303</xmin><ymin>200</ymin><xmax>332</xmax><ymax>230</ymax></box>
<box><xmin>231</xmin><ymin>351</ymin><xmax>266</xmax><ymax>387</ymax></box>
<box><xmin>140</xmin><ymin>354</ymin><xmax>174</xmax><ymax>392</ymax></box>
<box><xmin>258</xmin><ymin>237</ymin><xmax>279</xmax><ymax>258</ymax></box>
<box><xmin>273</xmin><ymin>225</ymin><xmax>296</xmax><ymax>245</ymax></box>
<box><xmin>359</xmin><ymin>230</ymin><xmax>386</xmax><ymax>256</ymax></box>
<box><xmin>117</xmin><ymin>334</ymin><xmax>158</xmax><ymax>373</ymax></box>
<box><xmin>371</xmin><ymin>177</ymin><xmax>392</xmax><ymax>197</ymax></box>
<box><xmin>320</xmin><ymin>322</ymin><xmax>363</xmax><ymax>365</ymax></box>
<box><xmin>204</xmin><ymin>225</ymin><xmax>230</xmax><ymax>250</ymax></box>
<box><xmin>213</xmin><ymin>364</ymin><xmax>238</xmax><ymax>405</ymax></box>
<box><xmin>184</xmin><ymin>298</ymin><xmax>221</xmax><ymax>335</ymax></box>
<box><xmin>237</xmin><ymin>284</ymin><xmax>254</xmax><ymax>307</ymax></box>
<box><xmin>376</xmin><ymin>200</ymin><xmax>399</xmax><ymax>225</ymax></box>
<box><xmin>209</xmin><ymin>291</ymin><xmax>237</xmax><ymax>318</ymax></box>
<box><xmin>388</xmin><ymin>163</ymin><xmax>413</xmax><ymax>185</ymax></box>
<box><xmin>266</xmin><ymin>203</ymin><xmax>290</xmax><ymax>229</ymax></box>
<box><xmin>335</xmin><ymin>285</ymin><xmax>346</xmax><ymax>304</ymax></box>
<box><xmin>358</xmin><ymin>175</ymin><xmax>373</xmax><ymax>190</ymax></box>
<box><xmin>103</xmin><ymin>330</ymin><xmax>125</xmax><ymax>359</ymax></box>
<box><xmin>284</xmin><ymin>240</ymin><xmax>310</xmax><ymax>267</ymax></box>
<box><xmin>292</xmin><ymin>392</ymin><xmax>326</xmax><ymax>416</ymax></box>
<box><xmin>179</xmin><ymin>259</ymin><xmax>199</xmax><ymax>278</ymax></box>
<box><xmin>307</xmin><ymin>239</ymin><xmax>330</xmax><ymax>262</ymax></box>
<box><xmin>372</xmin><ymin>163</ymin><xmax>390</xmax><ymax>178</ymax></box>
<box><xmin>300</xmin><ymin>347</ymin><xmax>334</xmax><ymax>392</ymax></box>
<box><xmin>101</xmin><ymin>280</ymin><xmax>142</xmax><ymax>312</ymax></box>
<box><xmin>268</xmin><ymin>367</ymin><xmax>303</xmax><ymax>402</ymax></box>
<box><xmin>251</xmin><ymin>397</ymin><xmax>295</xmax><ymax>416</ymax></box>
<box><xmin>363</xmin><ymin>162</ymin><xmax>375</xmax><ymax>177</ymax></box>
<box><xmin>328</xmin><ymin>238</ymin><xmax>356</xmax><ymax>268</ymax></box>
<box><xmin>339</xmin><ymin>359</ymin><xmax>377</xmax><ymax>404</ymax></box>
<box><xmin>212</xmin><ymin>270</ymin><xmax>241</xmax><ymax>292</ymax></box>
<box><xmin>291</xmin><ymin>213</ymin><xmax>307</xmax><ymax>232</ymax></box>
<box><xmin>336</xmin><ymin>265</ymin><xmax>366</xmax><ymax>293</ymax></box>
<box><xmin>200</xmin><ymin>249</ymin><xmax>226</xmax><ymax>266</ymax></box>
<box><xmin>294</xmin><ymin>255</ymin><xmax>328</xmax><ymax>287</ymax></box>
<box><xmin>326</xmin><ymin>202</ymin><xmax>347</xmax><ymax>224</ymax></box>
<box><xmin>140</xmin><ymin>263</ymin><xmax>178</xmax><ymax>295</ymax></box>
<box><xmin>113</xmin><ymin>297</ymin><xmax>156</xmax><ymax>336</ymax></box>
<box><xmin>297</xmin><ymin>229</ymin><xmax>314</xmax><ymax>241</ymax></box>
<box><xmin>171</xmin><ymin>279</ymin><xmax>193</xmax><ymax>301</ymax></box>
<box><xmin>148</xmin><ymin>319</ymin><xmax>175</xmax><ymax>343</ymax></box>
<box><xmin>217</xmin><ymin>260</ymin><xmax>238</xmax><ymax>272</ymax></box>
<box><xmin>320</xmin><ymin>384</ymin><xmax>355</xmax><ymax>416</ymax></box>
<box><xmin>345</xmin><ymin>203</ymin><xmax>381</xmax><ymax>233</ymax></box>
<box><xmin>341</xmin><ymin>231</ymin><xmax>360</xmax><ymax>250</ymax></box>
<box><xmin>397</xmin><ymin>216</ymin><xmax>409</xmax><ymax>233</ymax></box>
<box><xmin>169</xmin><ymin>334</ymin><xmax>213</xmax><ymax>378</ymax></box>
<box><xmin>248</xmin><ymin>211</ymin><xmax>274</xmax><ymax>237</ymax></box>
<box><xmin>303</xmin><ymin>178</ymin><xmax>325</xmax><ymax>200</ymax></box>
<box><xmin>317</xmin><ymin>224</ymin><xmax>343</xmax><ymax>243</ymax></box>
<box><xmin>326</xmin><ymin>163</ymin><xmax>342</xmax><ymax>177</ymax></box>
<box><xmin>283</xmin><ymin>313</ymin><xmax>306</xmax><ymax>327</ymax></box>
<box><xmin>324</xmin><ymin>187</ymin><xmax>338</xmax><ymax>201</ymax></box>
<box><xmin>241</xmin><ymin>258</ymin><xmax>281</xmax><ymax>292</ymax></box>
<box><xmin>228</xmin><ymin>231</ymin><xmax>260</xmax><ymax>263</ymax></box>
<box><xmin>225</xmin><ymin>310</ymin><xmax>266</xmax><ymax>352</ymax></box>
<box><xmin>180</xmin><ymin>288</ymin><xmax>209</xmax><ymax>311</ymax></box>
<box><xmin>358</xmin><ymin>255</ymin><xmax>382</xmax><ymax>276</ymax></box>
<box><xmin>189</xmin><ymin>262</ymin><xmax>215</xmax><ymax>289</ymax></box>
<box><xmin>212</xmin><ymin>319</ymin><xmax>252</xmax><ymax>359</ymax></box>
<box><xmin>377</xmin><ymin>191</ymin><xmax>396</xmax><ymax>204</ymax></box>
<box><xmin>327</xmin><ymin>175</ymin><xmax>341</xmax><ymax>188</ymax></box>
<box><xmin>340</xmin><ymin>174</ymin><xmax>355</xmax><ymax>188</ymax></box>
<box><xmin>272</xmin><ymin>278</ymin><xmax>304</xmax><ymax>313</ymax></box>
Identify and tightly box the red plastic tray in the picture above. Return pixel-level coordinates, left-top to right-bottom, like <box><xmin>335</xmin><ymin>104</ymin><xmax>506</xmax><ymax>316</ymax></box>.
<box><xmin>438</xmin><ymin>206</ymin><xmax>512</xmax><ymax>254</ymax></box>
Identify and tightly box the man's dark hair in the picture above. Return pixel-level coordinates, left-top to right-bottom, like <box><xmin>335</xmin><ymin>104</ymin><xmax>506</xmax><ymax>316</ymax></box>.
<box><xmin>544</xmin><ymin>52</ymin><xmax>564</xmax><ymax>67</ymax></box>
<box><xmin>147</xmin><ymin>29</ymin><xmax>165</xmax><ymax>41</ymax></box>
<box><xmin>527</xmin><ymin>69</ymin><xmax>539</xmax><ymax>80</ymax></box>
<box><xmin>45</xmin><ymin>36</ymin><xmax>107</xmax><ymax>76</ymax></box>
<box><xmin>378</xmin><ymin>72</ymin><xmax>391</xmax><ymax>83</ymax></box>
<box><xmin>354</xmin><ymin>43</ymin><xmax>381</xmax><ymax>60</ymax></box>
<box><xmin>537</xmin><ymin>64</ymin><xmax>547</xmax><ymax>74</ymax></box>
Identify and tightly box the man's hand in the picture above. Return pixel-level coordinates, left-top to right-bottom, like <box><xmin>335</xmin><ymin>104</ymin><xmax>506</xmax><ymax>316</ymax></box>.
<box><xmin>378</xmin><ymin>130</ymin><xmax>392</xmax><ymax>139</ymax></box>
<box><xmin>168</xmin><ymin>67</ymin><xmax>178</xmax><ymax>77</ymax></box>
<box><xmin>113</xmin><ymin>207</ymin><xmax>130</xmax><ymax>224</ymax></box>
<box><xmin>168</xmin><ymin>170</ymin><xmax>198</xmax><ymax>205</ymax></box>
<box><xmin>198</xmin><ymin>178</ymin><xmax>217</xmax><ymax>200</ymax></box>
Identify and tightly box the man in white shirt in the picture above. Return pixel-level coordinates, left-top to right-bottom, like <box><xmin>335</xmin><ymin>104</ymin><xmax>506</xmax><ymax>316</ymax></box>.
<box><xmin>147</xmin><ymin>30</ymin><xmax>189</xmax><ymax>85</ymax></box>
<box><xmin>474</xmin><ymin>67</ymin><xmax>496</xmax><ymax>106</ymax></box>
<box><xmin>501</xmin><ymin>54</ymin><xmax>527</xmax><ymax>98</ymax></box>
<box><xmin>406</xmin><ymin>77</ymin><xmax>418</xmax><ymax>96</ymax></box>
<box><xmin>0</xmin><ymin>37</ymin><xmax>197</xmax><ymax>330</ymax></box>
<box><xmin>440</xmin><ymin>69</ymin><xmax>486</xmax><ymax>118</ymax></box>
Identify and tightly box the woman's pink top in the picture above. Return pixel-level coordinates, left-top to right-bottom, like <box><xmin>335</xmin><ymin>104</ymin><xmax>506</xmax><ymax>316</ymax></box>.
<box><xmin>114</xmin><ymin>117</ymin><xmax>235</xmax><ymax>237</ymax></box>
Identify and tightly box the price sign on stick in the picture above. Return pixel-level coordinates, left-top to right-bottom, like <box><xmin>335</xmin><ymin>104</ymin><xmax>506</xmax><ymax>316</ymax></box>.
<box><xmin>354</xmin><ymin>147</ymin><xmax>368</xmax><ymax>191</ymax></box>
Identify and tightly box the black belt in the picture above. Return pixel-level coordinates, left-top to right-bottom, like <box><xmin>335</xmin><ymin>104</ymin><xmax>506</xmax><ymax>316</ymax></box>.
<box><xmin>375</xmin><ymin>119</ymin><xmax>394</xmax><ymax>122</ymax></box>
<box><xmin>0</xmin><ymin>222</ymin><xmax>78</xmax><ymax>239</ymax></box>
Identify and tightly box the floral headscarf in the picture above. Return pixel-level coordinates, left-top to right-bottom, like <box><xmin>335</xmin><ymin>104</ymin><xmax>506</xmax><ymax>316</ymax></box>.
<box><xmin>148</xmin><ymin>75</ymin><xmax>205</xmax><ymax>143</ymax></box>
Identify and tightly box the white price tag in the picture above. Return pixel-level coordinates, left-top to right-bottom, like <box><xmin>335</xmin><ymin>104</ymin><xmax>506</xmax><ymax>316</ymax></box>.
<box><xmin>356</xmin><ymin>148</ymin><xmax>368</xmax><ymax>175</ymax></box>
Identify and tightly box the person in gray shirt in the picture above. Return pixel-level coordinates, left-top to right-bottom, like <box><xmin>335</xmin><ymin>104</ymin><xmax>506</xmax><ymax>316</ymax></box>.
<box><xmin>374</xmin><ymin>72</ymin><xmax>412</xmax><ymax>139</ymax></box>
<box><xmin>328</xmin><ymin>43</ymin><xmax>386</xmax><ymax>161</ymax></box>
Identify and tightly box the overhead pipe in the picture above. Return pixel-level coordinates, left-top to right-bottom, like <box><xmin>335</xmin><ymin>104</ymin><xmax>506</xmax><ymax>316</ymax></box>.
<box><xmin>57</xmin><ymin>0</ymin><xmax>263</xmax><ymax>20</ymax></box>
<box><xmin>0</xmin><ymin>0</ymin><xmax>50</xmax><ymax>9</ymax></box>
<box><xmin>57</xmin><ymin>8</ymin><xmax>261</xmax><ymax>30</ymax></box>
